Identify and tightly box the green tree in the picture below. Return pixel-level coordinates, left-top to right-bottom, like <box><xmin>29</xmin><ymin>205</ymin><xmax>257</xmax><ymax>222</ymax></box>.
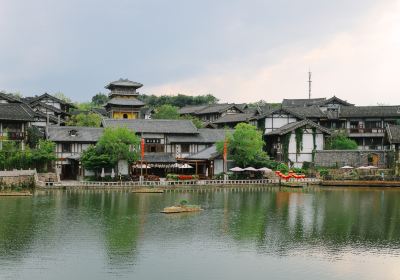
<box><xmin>27</xmin><ymin>126</ymin><xmax>43</xmax><ymax>148</ymax></box>
<box><xmin>81</xmin><ymin>127</ymin><xmax>140</xmax><ymax>175</ymax></box>
<box><xmin>92</xmin><ymin>93</ymin><xmax>109</xmax><ymax>106</ymax></box>
<box><xmin>216</xmin><ymin>123</ymin><xmax>268</xmax><ymax>167</ymax></box>
<box><xmin>0</xmin><ymin>140</ymin><xmax>55</xmax><ymax>171</ymax></box>
<box><xmin>138</xmin><ymin>93</ymin><xmax>218</xmax><ymax>108</ymax></box>
<box><xmin>31</xmin><ymin>140</ymin><xmax>56</xmax><ymax>171</ymax></box>
<box><xmin>180</xmin><ymin>115</ymin><xmax>204</xmax><ymax>128</ymax></box>
<box><xmin>153</xmin><ymin>104</ymin><xmax>180</xmax><ymax>119</ymax></box>
<box><xmin>67</xmin><ymin>112</ymin><xmax>102</xmax><ymax>127</ymax></box>
<box><xmin>53</xmin><ymin>92</ymin><xmax>72</xmax><ymax>103</ymax></box>
<box><xmin>325</xmin><ymin>131</ymin><xmax>358</xmax><ymax>150</ymax></box>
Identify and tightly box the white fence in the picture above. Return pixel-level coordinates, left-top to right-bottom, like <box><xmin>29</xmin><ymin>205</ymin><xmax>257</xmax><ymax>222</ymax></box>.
<box><xmin>76</xmin><ymin>178</ymin><xmax>321</xmax><ymax>188</ymax></box>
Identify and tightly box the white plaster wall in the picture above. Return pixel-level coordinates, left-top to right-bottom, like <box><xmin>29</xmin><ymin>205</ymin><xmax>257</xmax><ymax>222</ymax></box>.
<box><xmin>214</xmin><ymin>159</ymin><xmax>224</xmax><ymax>175</ymax></box>
<box><xmin>118</xmin><ymin>160</ymin><xmax>129</xmax><ymax>175</ymax></box>
<box><xmin>265</xmin><ymin>115</ymin><xmax>297</xmax><ymax>133</ymax></box>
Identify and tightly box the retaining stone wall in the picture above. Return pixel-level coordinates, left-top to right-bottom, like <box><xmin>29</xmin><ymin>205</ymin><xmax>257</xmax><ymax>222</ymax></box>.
<box><xmin>314</xmin><ymin>150</ymin><xmax>388</xmax><ymax>168</ymax></box>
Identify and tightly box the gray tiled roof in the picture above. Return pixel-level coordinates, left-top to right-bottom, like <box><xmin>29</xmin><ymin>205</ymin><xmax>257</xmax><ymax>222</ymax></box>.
<box><xmin>167</xmin><ymin>129</ymin><xmax>232</xmax><ymax>143</ymax></box>
<box><xmin>0</xmin><ymin>92</ymin><xmax>21</xmax><ymax>103</ymax></box>
<box><xmin>285</xmin><ymin>106</ymin><xmax>325</xmax><ymax>118</ymax></box>
<box><xmin>0</xmin><ymin>103</ymin><xmax>35</xmax><ymax>121</ymax></box>
<box><xmin>91</xmin><ymin>108</ymin><xmax>108</xmax><ymax>116</ymax></box>
<box><xmin>185</xmin><ymin>145</ymin><xmax>219</xmax><ymax>160</ymax></box>
<box><xmin>195</xmin><ymin>104</ymin><xmax>243</xmax><ymax>114</ymax></box>
<box><xmin>105</xmin><ymin>79</ymin><xmax>143</xmax><ymax>89</ymax></box>
<box><xmin>386</xmin><ymin>124</ymin><xmax>400</xmax><ymax>144</ymax></box>
<box><xmin>212</xmin><ymin>113</ymin><xmax>255</xmax><ymax>124</ymax></box>
<box><xmin>143</xmin><ymin>153</ymin><xmax>177</xmax><ymax>163</ymax></box>
<box><xmin>34</xmin><ymin>110</ymin><xmax>63</xmax><ymax>124</ymax></box>
<box><xmin>106</xmin><ymin>97</ymin><xmax>145</xmax><ymax>106</ymax></box>
<box><xmin>179</xmin><ymin>103</ymin><xmax>244</xmax><ymax>115</ymax></box>
<box><xmin>282</xmin><ymin>98</ymin><xmax>326</xmax><ymax>107</ymax></box>
<box><xmin>30</xmin><ymin>101</ymin><xmax>65</xmax><ymax>114</ymax></box>
<box><xmin>265</xmin><ymin>119</ymin><xmax>332</xmax><ymax>136</ymax></box>
<box><xmin>315</xmin><ymin>96</ymin><xmax>354</xmax><ymax>106</ymax></box>
<box><xmin>47</xmin><ymin>126</ymin><xmax>104</xmax><ymax>142</ymax></box>
<box><xmin>102</xmin><ymin>119</ymin><xmax>198</xmax><ymax>134</ymax></box>
<box><xmin>340</xmin><ymin>106</ymin><xmax>400</xmax><ymax>118</ymax></box>
<box><xmin>28</xmin><ymin>93</ymin><xmax>75</xmax><ymax>107</ymax></box>
<box><xmin>178</xmin><ymin>105</ymin><xmax>207</xmax><ymax>114</ymax></box>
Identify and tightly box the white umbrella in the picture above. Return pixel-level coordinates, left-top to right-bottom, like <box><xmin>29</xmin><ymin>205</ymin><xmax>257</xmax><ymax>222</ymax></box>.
<box><xmin>257</xmin><ymin>167</ymin><xmax>273</xmax><ymax>172</ymax></box>
<box><xmin>230</xmin><ymin>167</ymin><xmax>244</xmax><ymax>172</ymax></box>
<box><xmin>180</xmin><ymin>163</ymin><xmax>193</xmax><ymax>169</ymax></box>
<box><xmin>244</xmin><ymin>167</ymin><xmax>257</xmax><ymax>171</ymax></box>
<box><xmin>101</xmin><ymin>168</ymin><xmax>105</xmax><ymax>178</ymax></box>
<box><xmin>111</xmin><ymin>168</ymin><xmax>115</xmax><ymax>179</ymax></box>
<box><xmin>340</xmin><ymin>166</ymin><xmax>354</xmax><ymax>169</ymax></box>
<box><xmin>172</xmin><ymin>163</ymin><xmax>181</xmax><ymax>168</ymax></box>
<box><xmin>133</xmin><ymin>164</ymin><xmax>151</xmax><ymax>169</ymax></box>
<box><xmin>356</xmin><ymin>166</ymin><xmax>369</xmax><ymax>170</ymax></box>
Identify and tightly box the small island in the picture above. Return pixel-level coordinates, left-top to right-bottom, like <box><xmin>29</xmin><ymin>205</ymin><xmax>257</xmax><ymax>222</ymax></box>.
<box><xmin>161</xmin><ymin>199</ymin><xmax>203</xmax><ymax>214</ymax></box>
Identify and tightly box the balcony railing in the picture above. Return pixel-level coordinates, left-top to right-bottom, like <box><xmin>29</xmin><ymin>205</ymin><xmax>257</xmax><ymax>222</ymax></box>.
<box><xmin>348</xmin><ymin>128</ymin><xmax>385</xmax><ymax>134</ymax></box>
<box><xmin>0</xmin><ymin>132</ymin><xmax>25</xmax><ymax>140</ymax></box>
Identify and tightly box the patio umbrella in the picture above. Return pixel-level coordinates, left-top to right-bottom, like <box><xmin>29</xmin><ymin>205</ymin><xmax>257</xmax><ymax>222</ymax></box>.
<box><xmin>172</xmin><ymin>163</ymin><xmax>181</xmax><ymax>168</ymax></box>
<box><xmin>257</xmin><ymin>167</ymin><xmax>273</xmax><ymax>172</ymax></box>
<box><xmin>111</xmin><ymin>168</ymin><xmax>115</xmax><ymax>179</ymax></box>
<box><xmin>179</xmin><ymin>163</ymin><xmax>193</xmax><ymax>169</ymax></box>
<box><xmin>101</xmin><ymin>168</ymin><xmax>105</xmax><ymax>178</ymax></box>
<box><xmin>244</xmin><ymin>167</ymin><xmax>257</xmax><ymax>171</ymax></box>
<box><xmin>230</xmin><ymin>167</ymin><xmax>244</xmax><ymax>172</ymax></box>
<box><xmin>133</xmin><ymin>164</ymin><xmax>151</xmax><ymax>169</ymax></box>
<box><xmin>356</xmin><ymin>166</ymin><xmax>369</xmax><ymax>170</ymax></box>
<box><xmin>340</xmin><ymin>166</ymin><xmax>354</xmax><ymax>169</ymax></box>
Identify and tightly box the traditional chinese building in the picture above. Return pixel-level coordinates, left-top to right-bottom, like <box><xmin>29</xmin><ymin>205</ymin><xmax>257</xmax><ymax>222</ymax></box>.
<box><xmin>104</xmin><ymin>79</ymin><xmax>146</xmax><ymax>119</ymax></box>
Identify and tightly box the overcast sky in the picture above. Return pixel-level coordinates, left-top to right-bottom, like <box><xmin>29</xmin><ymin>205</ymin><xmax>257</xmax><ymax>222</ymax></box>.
<box><xmin>1</xmin><ymin>0</ymin><xmax>399</xmax><ymax>105</ymax></box>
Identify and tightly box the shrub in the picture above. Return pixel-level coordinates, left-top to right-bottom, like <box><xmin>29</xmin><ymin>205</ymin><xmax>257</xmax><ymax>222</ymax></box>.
<box><xmin>276</xmin><ymin>163</ymin><xmax>289</xmax><ymax>174</ymax></box>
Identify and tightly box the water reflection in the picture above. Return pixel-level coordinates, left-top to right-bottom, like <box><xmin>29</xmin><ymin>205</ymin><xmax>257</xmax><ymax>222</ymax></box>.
<box><xmin>0</xmin><ymin>187</ymin><xmax>399</xmax><ymax>279</ymax></box>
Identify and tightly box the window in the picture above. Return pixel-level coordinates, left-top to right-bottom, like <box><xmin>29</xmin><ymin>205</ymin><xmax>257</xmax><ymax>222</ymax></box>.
<box><xmin>69</xmin><ymin>130</ymin><xmax>78</xmax><ymax>136</ymax></box>
<box><xmin>123</xmin><ymin>113</ymin><xmax>128</xmax><ymax>119</ymax></box>
<box><xmin>62</xmin><ymin>143</ymin><xmax>72</xmax><ymax>153</ymax></box>
<box><xmin>181</xmin><ymin>144</ymin><xmax>190</xmax><ymax>153</ymax></box>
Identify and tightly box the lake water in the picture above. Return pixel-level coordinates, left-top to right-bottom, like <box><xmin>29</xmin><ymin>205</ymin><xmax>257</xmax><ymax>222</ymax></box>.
<box><xmin>1</xmin><ymin>187</ymin><xmax>400</xmax><ymax>280</ymax></box>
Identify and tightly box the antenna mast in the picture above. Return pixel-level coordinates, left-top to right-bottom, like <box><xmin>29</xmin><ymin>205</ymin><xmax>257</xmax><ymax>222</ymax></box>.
<box><xmin>308</xmin><ymin>71</ymin><xmax>312</xmax><ymax>99</ymax></box>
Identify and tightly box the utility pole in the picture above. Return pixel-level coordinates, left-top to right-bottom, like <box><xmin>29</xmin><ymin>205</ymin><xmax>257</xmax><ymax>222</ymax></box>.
<box><xmin>308</xmin><ymin>71</ymin><xmax>312</xmax><ymax>99</ymax></box>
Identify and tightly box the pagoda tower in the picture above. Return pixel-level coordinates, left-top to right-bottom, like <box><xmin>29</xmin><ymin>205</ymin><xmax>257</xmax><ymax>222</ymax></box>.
<box><xmin>104</xmin><ymin>78</ymin><xmax>145</xmax><ymax>119</ymax></box>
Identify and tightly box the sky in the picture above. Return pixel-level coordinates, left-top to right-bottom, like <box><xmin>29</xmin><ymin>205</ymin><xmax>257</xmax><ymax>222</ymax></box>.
<box><xmin>0</xmin><ymin>0</ymin><xmax>399</xmax><ymax>105</ymax></box>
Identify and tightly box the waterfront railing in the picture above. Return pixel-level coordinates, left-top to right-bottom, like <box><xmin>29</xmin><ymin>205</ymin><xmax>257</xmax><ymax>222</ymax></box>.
<box><xmin>72</xmin><ymin>178</ymin><xmax>320</xmax><ymax>188</ymax></box>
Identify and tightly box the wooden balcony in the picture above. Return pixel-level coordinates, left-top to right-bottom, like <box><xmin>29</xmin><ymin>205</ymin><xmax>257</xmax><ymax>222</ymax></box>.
<box><xmin>0</xmin><ymin>132</ymin><xmax>25</xmax><ymax>140</ymax></box>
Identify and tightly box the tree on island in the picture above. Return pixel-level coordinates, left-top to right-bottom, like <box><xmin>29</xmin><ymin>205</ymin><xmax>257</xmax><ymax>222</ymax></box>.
<box><xmin>325</xmin><ymin>131</ymin><xmax>358</xmax><ymax>150</ymax></box>
<box><xmin>216</xmin><ymin>123</ymin><xmax>269</xmax><ymax>167</ymax></box>
<box><xmin>81</xmin><ymin>127</ymin><xmax>140</xmax><ymax>176</ymax></box>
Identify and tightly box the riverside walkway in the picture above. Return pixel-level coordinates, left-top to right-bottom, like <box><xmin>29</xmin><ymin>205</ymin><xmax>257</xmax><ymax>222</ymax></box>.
<box><xmin>40</xmin><ymin>178</ymin><xmax>321</xmax><ymax>189</ymax></box>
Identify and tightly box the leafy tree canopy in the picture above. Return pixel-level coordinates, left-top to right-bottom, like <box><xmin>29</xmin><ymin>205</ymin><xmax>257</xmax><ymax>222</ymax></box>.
<box><xmin>180</xmin><ymin>115</ymin><xmax>204</xmax><ymax>128</ymax></box>
<box><xmin>92</xmin><ymin>93</ymin><xmax>109</xmax><ymax>106</ymax></box>
<box><xmin>67</xmin><ymin>112</ymin><xmax>102</xmax><ymax>127</ymax></box>
<box><xmin>81</xmin><ymin>127</ymin><xmax>140</xmax><ymax>172</ymax></box>
<box><xmin>53</xmin><ymin>92</ymin><xmax>72</xmax><ymax>103</ymax></box>
<box><xmin>138</xmin><ymin>93</ymin><xmax>218</xmax><ymax>108</ymax></box>
<box><xmin>325</xmin><ymin>131</ymin><xmax>358</xmax><ymax>150</ymax></box>
<box><xmin>0</xmin><ymin>140</ymin><xmax>55</xmax><ymax>171</ymax></box>
<box><xmin>152</xmin><ymin>104</ymin><xmax>180</xmax><ymax>119</ymax></box>
<box><xmin>216</xmin><ymin>123</ymin><xmax>268</xmax><ymax>167</ymax></box>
